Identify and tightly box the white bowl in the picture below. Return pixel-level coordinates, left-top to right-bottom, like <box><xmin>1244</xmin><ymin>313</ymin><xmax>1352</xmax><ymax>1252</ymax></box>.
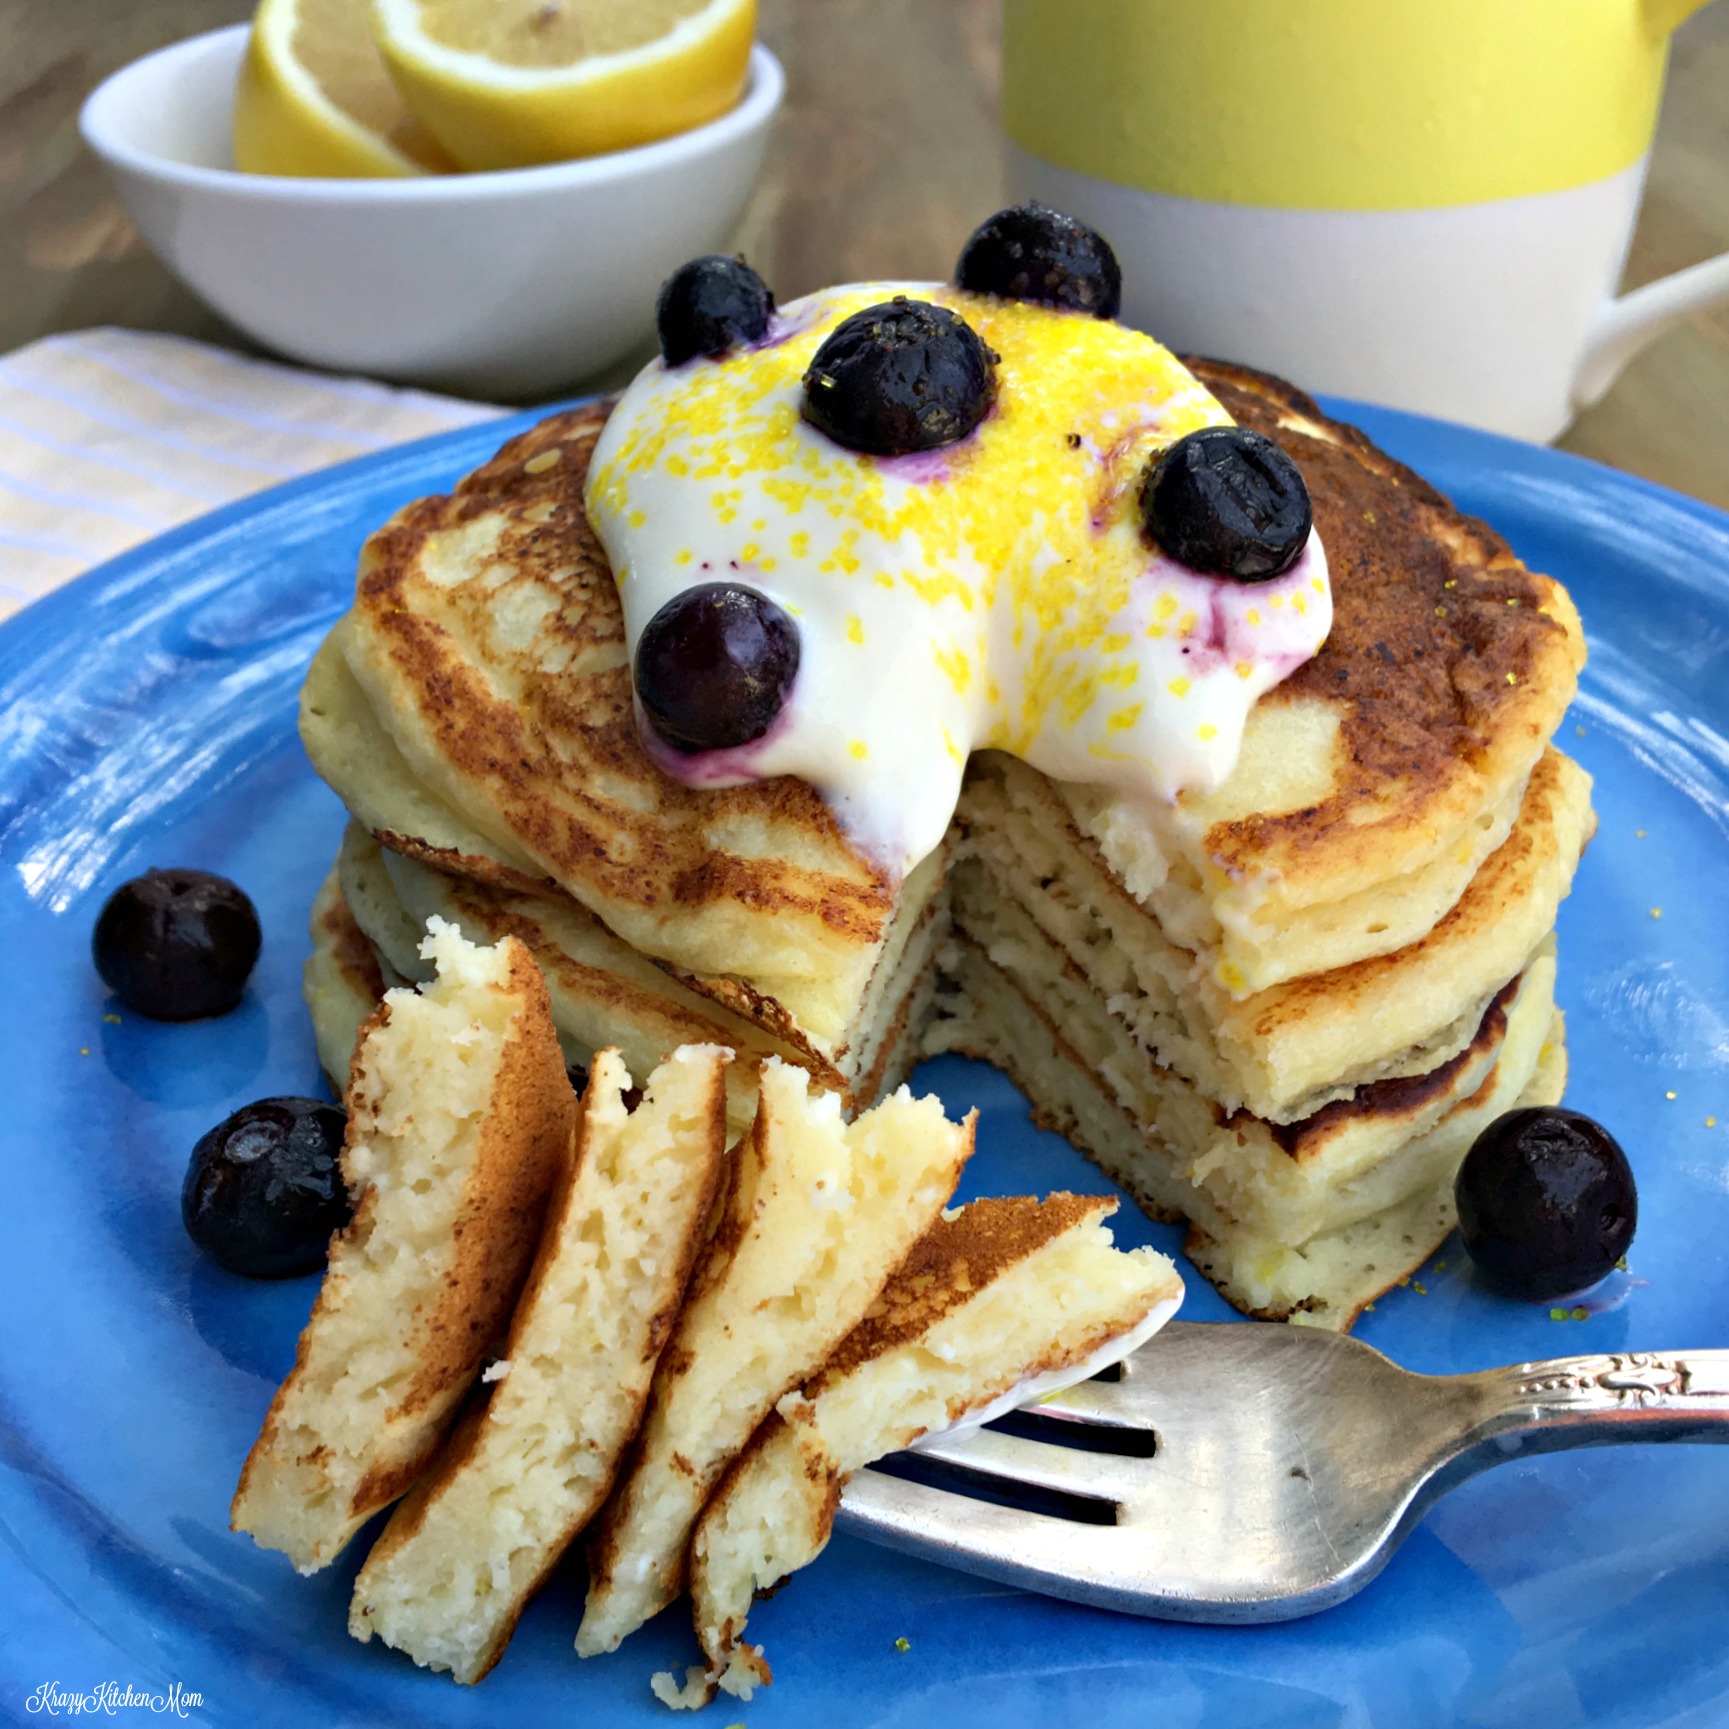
<box><xmin>80</xmin><ymin>27</ymin><xmax>784</xmax><ymax>399</ymax></box>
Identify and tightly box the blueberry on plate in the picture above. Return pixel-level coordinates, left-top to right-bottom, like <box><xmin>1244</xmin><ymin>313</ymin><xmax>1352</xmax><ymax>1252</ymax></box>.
<box><xmin>92</xmin><ymin>868</ymin><xmax>261</xmax><ymax>1021</ymax></box>
<box><xmin>656</xmin><ymin>255</ymin><xmax>775</xmax><ymax>366</ymax></box>
<box><xmin>1454</xmin><ymin>1106</ymin><xmax>1637</xmax><ymax>1301</ymax></box>
<box><xmin>1141</xmin><ymin>426</ymin><xmax>1313</xmax><ymax>581</ymax></box>
<box><xmin>955</xmin><ymin>202</ymin><xmax>1122</xmax><ymax>319</ymax></box>
<box><xmin>802</xmin><ymin>297</ymin><xmax>996</xmax><ymax>457</ymax></box>
<box><xmin>183</xmin><ymin>1097</ymin><xmax>351</xmax><ymax>1278</ymax></box>
<box><xmin>635</xmin><ymin>582</ymin><xmax>800</xmax><ymax>753</ymax></box>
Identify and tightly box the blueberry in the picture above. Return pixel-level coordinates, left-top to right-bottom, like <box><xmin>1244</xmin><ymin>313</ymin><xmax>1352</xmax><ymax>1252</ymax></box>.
<box><xmin>801</xmin><ymin>297</ymin><xmax>996</xmax><ymax>457</ymax></box>
<box><xmin>635</xmin><ymin>582</ymin><xmax>800</xmax><ymax>753</ymax></box>
<box><xmin>1455</xmin><ymin>1107</ymin><xmax>1637</xmax><ymax>1301</ymax></box>
<box><xmin>1141</xmin><ymin>426</ymin><xmax>1313</xmax><ymax>581</ymax></box>
<box><xmin>656</xmin><ymin>255</ymin><xmax>775</xmax><ymax>366</ymax></box>
<box><xmin>955</xmin><ymin>202</ymin><xmax>1122</xmax><ymax>319</ymax></box>
<box><xmin>92</xmin><ymin>868</ymin><xmax>261</xmax><ymax>1021</ymax></box>
<box><xmin>182</xmin><ymin>1098</ymin><xmax>351</xmax><ymax>1278</ymax></box>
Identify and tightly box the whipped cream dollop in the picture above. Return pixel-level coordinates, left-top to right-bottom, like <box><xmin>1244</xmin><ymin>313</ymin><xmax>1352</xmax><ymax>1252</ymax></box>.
<box><xmin>586</xmin><ymin>282</ymin><xmax>1332</xmax><ymax>877</ymax></box>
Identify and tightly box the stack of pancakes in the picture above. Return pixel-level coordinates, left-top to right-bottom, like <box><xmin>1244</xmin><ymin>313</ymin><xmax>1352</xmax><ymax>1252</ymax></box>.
<box><xmin>301</xmin><ymin>359</ymin><xmax>1591</xmax><ymax>1329</ymax></box>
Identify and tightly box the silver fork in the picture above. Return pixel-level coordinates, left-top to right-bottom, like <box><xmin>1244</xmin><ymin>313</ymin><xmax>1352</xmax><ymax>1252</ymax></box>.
<box><xmin>835</xmin><ymin>1320</ymin><xmax>1729</xmax><ymax>1622</ymax></box>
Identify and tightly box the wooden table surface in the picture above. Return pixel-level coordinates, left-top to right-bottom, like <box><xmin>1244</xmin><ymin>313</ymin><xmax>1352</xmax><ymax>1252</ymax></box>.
<box><xmin>4</xmin><ymin>0</ymin><xmax>1727</xmax><ymax>507</ymax></box>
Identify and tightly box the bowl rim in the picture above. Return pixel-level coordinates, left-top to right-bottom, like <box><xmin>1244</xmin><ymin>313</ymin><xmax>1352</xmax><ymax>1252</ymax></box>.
<box><xmin>79</xmin><ymin>25</ymin><xmax>784</xmax><ymax>201</ymax></box>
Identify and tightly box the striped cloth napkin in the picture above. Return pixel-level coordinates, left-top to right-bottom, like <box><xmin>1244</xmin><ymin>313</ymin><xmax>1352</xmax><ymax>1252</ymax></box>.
<box><xmin>0</xmin><ymin>327</ymin><xmax>506</xmax><ymax>621</ymax></box>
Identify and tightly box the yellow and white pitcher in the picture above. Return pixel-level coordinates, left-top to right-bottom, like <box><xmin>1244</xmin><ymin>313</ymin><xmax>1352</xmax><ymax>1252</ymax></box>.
<box><xmin>1004</xmin><ymin>0</ymin><xmax>1728</xmax><ymax>440</ymax></box>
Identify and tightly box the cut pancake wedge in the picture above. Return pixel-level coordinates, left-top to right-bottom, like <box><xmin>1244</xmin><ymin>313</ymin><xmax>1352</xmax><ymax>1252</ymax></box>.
<box><xmin>575</xmin><ymin>1062</ymin><xmax>974</xmax><ymax>1657</ymax></box>
<box><xmin>232</xmin><ymin>920</ymin><xmax>571</xmax><ymax>1572</ymax></box>
<box><xmin>349</xmin><ymin>1045</ymin><xmax>730</xmax><ymax>1682</ymax></box>
<box><xmin>666</xmin><ymin>1194</ymin><xmax>1182</xmax><ymax>1707</ymax></box>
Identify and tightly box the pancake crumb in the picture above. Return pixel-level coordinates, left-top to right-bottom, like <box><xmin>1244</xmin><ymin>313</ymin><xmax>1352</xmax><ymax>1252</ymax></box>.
<box><xmin>1650</xmin><ymin>907</ymin><xmax>1662</xmax><ymax>919</ymax></box>
<box><xmin>1667</xmin><ymin>1091</ymin><xmax>1678</xmax><ymax>1100</ymax></box>
<box><xmin>1636</xmin><ymin>829</ymin><xmax>1647</xmax><ymax>838</ymax></box>
<box><xmin>895</xmin><ymin>1637</ymin><xmax>911</xmax><ymax>1653</ymax></box>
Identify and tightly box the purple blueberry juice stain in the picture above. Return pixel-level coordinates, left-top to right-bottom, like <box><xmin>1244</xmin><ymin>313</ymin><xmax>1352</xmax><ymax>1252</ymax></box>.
<box><xmin>753</xmin><ymin>304</ymin><xmax>822</xmax><ymax>353</ymax></box>
<box><xmin>635</xmin><ymin>692</ymin><xmax>800</xmax><ymax>788</ymax></box>
<box><xmin>875</xmin><ymin>447</ymin><xmax>955</xmax><ymax>486</ymax></box>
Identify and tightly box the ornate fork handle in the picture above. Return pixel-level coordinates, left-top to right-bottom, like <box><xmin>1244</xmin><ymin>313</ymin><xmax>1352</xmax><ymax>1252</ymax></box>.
<box><xmin>1457</xmin><ymin>1349</ymin><xmax>1729</xmax><ymax>1457</ymax></box>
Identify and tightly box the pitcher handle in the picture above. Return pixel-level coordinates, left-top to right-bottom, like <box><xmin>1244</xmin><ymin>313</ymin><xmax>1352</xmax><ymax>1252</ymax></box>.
<box><xmin>1573</xmin><ymin>248</ymin><xmax>1729</xmax><ymax>414</ymax></box>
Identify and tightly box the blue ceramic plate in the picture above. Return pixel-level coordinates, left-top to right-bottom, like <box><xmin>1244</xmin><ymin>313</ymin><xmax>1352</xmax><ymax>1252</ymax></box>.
<box><xmin>3</xmin><ymin>401</ymin><xmax>1728</xmax><ymax>1729</ymax></box>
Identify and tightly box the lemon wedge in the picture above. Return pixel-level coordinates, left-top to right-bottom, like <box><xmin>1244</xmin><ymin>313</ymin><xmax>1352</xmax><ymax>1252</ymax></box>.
<box><xmin>234</xmin><ymin>0</ymin><xmax>457</xmax><ymax>178</ymax></box>
<box><xmin>367</xmin><ymin>0</ymin><xmax>757</xmax><ymax>171</ymax></box>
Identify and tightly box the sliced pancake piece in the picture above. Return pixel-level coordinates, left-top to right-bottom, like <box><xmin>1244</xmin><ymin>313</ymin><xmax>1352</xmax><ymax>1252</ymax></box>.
<box><xmin>575</xmin><ymin>1062</ymin><xmax>975</xmax><ymax>1658</ymax></box>
<box><xmin>232</xmin><ymin>920</ymin><xmax>572</xmax><ymax>1572</ymax></box>
<box><xmin>349</xmin><ymin>1044</ymin><xmax>730</xmax><ymax>1684</ymax></box>
<box><xmin>304</xmin><ymin>868</ymin><xmax>398</xmax><ymax>1087</ymax></box>
<box><xmin>666</xmin><ymin>1194</ymin><xmax>1183</xmax><ymax>1707</ymax></box>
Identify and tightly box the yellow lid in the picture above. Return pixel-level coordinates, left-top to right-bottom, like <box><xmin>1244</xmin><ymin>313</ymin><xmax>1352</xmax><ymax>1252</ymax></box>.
<box><xmin>1003</xmin><ymin>0</ymin><xmax>1692</xmax><ymax>211</ymax></box>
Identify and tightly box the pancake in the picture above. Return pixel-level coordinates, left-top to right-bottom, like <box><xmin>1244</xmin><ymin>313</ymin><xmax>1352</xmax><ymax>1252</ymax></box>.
<box><xmin>1087</xmin><ymin>359</ymin><xmax>1586</xmax><ymax>998</ymax></box>
<box><xmin>298</xmin><ymin>355</ymin><xmax>1592</xmax><ymax>1333</ymax></box>
<box><xmin>308</xmin><ymin>360</ymin><xmax>1583</xmax><ymax>1061</ymax></box>
<box><xmin>326</xmin><ymin>403</ymin><xmax>892</xmax><ymax>1057</ymax></box>
<box><xmin>233</xmin><ymin>921</ymin><xmax>572</xmax><ymax>1572</ymax></box>
<box><xmin>668</xmin><ymin>1194</ymin><xmax>1183</xmax><ymax>1708</ymax></box>
<box><xmin>304</xmin><ymin>868</ymin><xmax>403</xmax><ymax>1086</ymax></box>
<box><xmin>349</xmin><ymin>1045</ymin><xmax>729</xmax><ymax>1684</ymax></box>
<box><xmin>575</xmin><ymin>1061</ymin><xmax>975</xmax><ymax>1658</ymax></box>
<box><xmin>930</xmin><ymin>926</ymin><xmax>1565</xmax><ymax>1326</ymax></box>
<box><xmin>960</xmin><ymin>744</ymin><xmax>1593</xmax><ymax>1122</ymax></box>
<box><xmin>329</xmin><ymin>820</ymin><xmax>951</xmax><ymax>1131</ymax></box>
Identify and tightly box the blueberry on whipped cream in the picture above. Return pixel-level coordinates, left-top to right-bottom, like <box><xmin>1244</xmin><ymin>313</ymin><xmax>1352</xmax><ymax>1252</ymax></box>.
<box><xmin>801</xmin><ymin>298</ymin><xmax>997</xmax><ymax>457</ymax></box>
<box><xmin>1141</xmin><ymin>426</ymin><xmax>1314</xmax><ymax>581</ymax></box>
<box><xmin>592</xmin><ymin>219</ymin><xmax>1333</xmax><ymax>875</ymax></box>
<box><xmin>634</xmin><ymin>581</ymin><xmax>800</xmax><ymax>753</ymax></box>
<box><xmin>656</xmin><ymin>255</ymin><xmax>775</xmax><ymax>367</ymax></box>
<box><xmin>955</xmin><ymin>201</ymin><xmax>1122</xmax><ymax>320</ymax></box>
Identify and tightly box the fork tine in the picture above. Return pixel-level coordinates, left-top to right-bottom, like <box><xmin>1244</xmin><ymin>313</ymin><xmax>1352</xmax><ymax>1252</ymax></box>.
<box><xmin>1031</xmin><ymin>1379</ymin><xmax>1150</xmax><ymax>1427</ymax></box>
<box><xmin>839</xmin><ymin>1454</ymin><xmax>1366</xmax><ymax>1623</ymax></box>
<box><xmin>839</xmin><ymin>1466</ymin><xmax>1134</xmax><ymax>1604</ymax></box>
<box><xmin>910</xmin><ymin>1427</ymin><xmax>1146</xmax><ymax>1502</ymax></box>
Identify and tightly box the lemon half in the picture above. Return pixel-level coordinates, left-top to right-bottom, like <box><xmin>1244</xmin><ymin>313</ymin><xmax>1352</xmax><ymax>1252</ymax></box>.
<box><xmin>234</xmin><ymin>0</ymin><xmax>457</xmax><ymax>178</ymax></box>
<box><xmin>368</xmin><ymin>0</ymin><xmax>757</xmax><ymax>172</ymax></box>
